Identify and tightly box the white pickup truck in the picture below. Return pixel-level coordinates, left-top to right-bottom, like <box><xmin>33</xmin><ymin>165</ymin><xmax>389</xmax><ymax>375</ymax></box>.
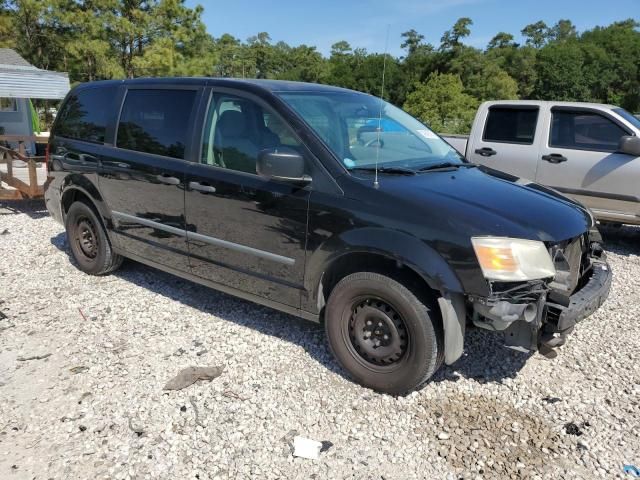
<box><xmin>443</xmin><ymin>101</ymin><xmax>640</xmax><ymax>226</ymax></box>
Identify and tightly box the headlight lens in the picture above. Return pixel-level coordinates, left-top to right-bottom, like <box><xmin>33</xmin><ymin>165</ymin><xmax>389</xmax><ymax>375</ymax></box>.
<box><xmin>471</xmin><ymin>237</ymin><xmax>556</xmax><ymax>281</ymax></box>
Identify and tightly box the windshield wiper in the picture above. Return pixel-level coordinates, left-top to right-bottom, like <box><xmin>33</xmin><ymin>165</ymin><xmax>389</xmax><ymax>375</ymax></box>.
<box><xmin>349</xmin><ymin>166</ymin><xmax>417</xmax><ymax>175</ymax></box>
<box><xmin>417</xmin><ymin>162</ymin><xmax>477</xmax><ymax>172</ymax></box>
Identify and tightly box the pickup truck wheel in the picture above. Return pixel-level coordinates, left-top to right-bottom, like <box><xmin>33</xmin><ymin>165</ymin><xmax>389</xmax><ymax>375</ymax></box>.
<box><xmin>325</xmin><ymin>272</ymin><xmax>442</xmax><ymax>394</ymax></box>
<box><xmin>65</xmin><ymin>201</ymin><xmax>122</xmax><ymax>275</ymax></box>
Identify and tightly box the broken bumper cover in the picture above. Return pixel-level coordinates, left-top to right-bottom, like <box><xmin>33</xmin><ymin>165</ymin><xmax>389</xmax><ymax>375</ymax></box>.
<box><xmin>546</xmin><ymin>260</ymin><xmax>612</xmax><ymax>334</ymax></box>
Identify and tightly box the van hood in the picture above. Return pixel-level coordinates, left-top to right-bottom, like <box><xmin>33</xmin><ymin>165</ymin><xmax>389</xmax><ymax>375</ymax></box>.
<box><xmin>355</xmin><ymin>166</ymin><xmax>592</xmax><ymax>244</ymax></box>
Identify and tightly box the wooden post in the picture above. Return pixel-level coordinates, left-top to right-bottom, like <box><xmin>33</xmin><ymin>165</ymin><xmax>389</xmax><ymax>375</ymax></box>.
<box><xmin>28</xmin><ymin>159</ymin><xmax>38</xmax><ymax>197</ymax></box>
<box><xmin>5</xmin><ymin>150</ymin><xmax>13</xmax><ymax>178</ymax></box>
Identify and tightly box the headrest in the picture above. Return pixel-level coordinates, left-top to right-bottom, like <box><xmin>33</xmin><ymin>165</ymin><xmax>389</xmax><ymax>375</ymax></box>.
<box><xmin>218</xmin><ymin>110</ymin><xmax>247</xmax><ymax>138</ymax></box>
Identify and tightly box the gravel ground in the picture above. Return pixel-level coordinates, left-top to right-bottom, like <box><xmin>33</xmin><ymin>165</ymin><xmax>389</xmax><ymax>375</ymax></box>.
<box><xmin>0</xmin><ymin>200</ymin><xmax>638</xmax><ymax>480</ymax></box>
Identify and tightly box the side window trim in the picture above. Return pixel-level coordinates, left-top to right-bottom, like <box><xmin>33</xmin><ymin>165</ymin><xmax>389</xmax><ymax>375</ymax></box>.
<box><xmin>481</xmin><ymin>106</ymin><xmax>540</xmax><ymax>145</ymax></box>
<box><xmin>114</xmin><ymin>85</ymin><xmax>203</xmax><ymax>161</ymax></box>
<box><xmin>548</xmin><ymin>106</ymin><xmax>632</xmax><ymax>153</ymax></box>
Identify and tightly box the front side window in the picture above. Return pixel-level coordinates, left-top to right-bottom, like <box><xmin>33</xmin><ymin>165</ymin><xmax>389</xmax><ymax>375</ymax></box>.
<box><xmin>117</xmin><ymin>89</ymin><xmax>196</xmax><ymax>159</ymax></box>
<box><xmin>201</xmin><ymin>93</ymin><xmax>302</xmax><ymax>174</ymax></box>
<box><xmin>550</xmin><ymin>110</ymin><xmax>628</xmax><ymax>152</ymax></box>
<box><xmin>483</xmin><ymin>107</ymin><xmax>538</xmax><ymax>144</ymax></box>
<box><xmin>55</xmin><ymin>87</ymin><xmax>116</xmax><ymax>143</ymax></box>
<box><xmin>278</xmin><ymin>91</ymin><xmax>461</xmax><ymax>171</ymax></box>
<box><xmin>0</xmin><ymin>98</ymin><xmax>17</xmax><ymax>112</ymax></box>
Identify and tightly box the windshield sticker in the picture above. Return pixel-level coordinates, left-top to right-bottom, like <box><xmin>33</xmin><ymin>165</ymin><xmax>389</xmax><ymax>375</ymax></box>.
<box><xmin>417</xmin><ymin>129</ymin><xmax>438</xmax><ymax>140</ymax></box>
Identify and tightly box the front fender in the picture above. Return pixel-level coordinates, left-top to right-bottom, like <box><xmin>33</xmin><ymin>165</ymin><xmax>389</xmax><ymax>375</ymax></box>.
<box><xmin>304</xmin><ymin>227</ymin><xmax>464</xmax><ymax>304</ymax></box>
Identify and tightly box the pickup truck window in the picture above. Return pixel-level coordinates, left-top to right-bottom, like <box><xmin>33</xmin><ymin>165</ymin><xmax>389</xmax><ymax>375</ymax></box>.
<box><xmin>55</xmin><ymin>86</ymin><xmax>117</xmax><ymax>144</ymax></box>
<box><xmin>278</xmin><ymin>91</ymin><xmax>460</xmax><ymax>171</ymax></box>
<box><xmin>116</xmin><ymin>89</ymin><xmax>196</xmax><ymax>159</ymax></box>
<box><xmin>201</xmin><ymin>94</ymin><xmax>302</xmax><ymax>174</ymax></box>
<box><xmin>483</xmin><ymin>107</ymin><xmax>538</xmax><ymax>145</ymax></box>
<box><xmin>550</xmin><ymin>110</ymin><xmax>627</xmax><ymax>152</ymax></box>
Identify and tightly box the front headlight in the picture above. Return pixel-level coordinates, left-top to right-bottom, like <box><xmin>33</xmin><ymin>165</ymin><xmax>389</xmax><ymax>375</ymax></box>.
<box><xmin>471</xmin><ymin>237</ymin><xmax>556</xmax><ymax>281</ymax></box>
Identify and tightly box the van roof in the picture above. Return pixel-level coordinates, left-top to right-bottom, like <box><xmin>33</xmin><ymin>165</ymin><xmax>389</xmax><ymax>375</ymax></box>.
<box><xmin>73</xmin><ymin>77</ymin><xmax>355</xmax><ymax>95</ymax></box>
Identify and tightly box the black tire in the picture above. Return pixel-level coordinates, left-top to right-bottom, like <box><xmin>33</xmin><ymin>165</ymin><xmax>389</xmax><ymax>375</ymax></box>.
<box><xmin>65</xmin><ymin>201</ymin><xmax>123</xmax><ymax>275</ymax></box>
<box><xmin>325</xmin><ymin>272</ymin><xmax>442</xmax><ymax>395</ymax></box>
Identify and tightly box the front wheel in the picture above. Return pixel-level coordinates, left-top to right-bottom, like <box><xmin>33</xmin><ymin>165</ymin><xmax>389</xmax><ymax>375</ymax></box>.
<box><xmin>325</xmin><ymin>272</ymin><xmax>443</xmax><ymax>395</ymax></box>
<box><xmin>65</xmin><ymin>201</ymin><xmax>122</xmax><ymax>275</ymax></box>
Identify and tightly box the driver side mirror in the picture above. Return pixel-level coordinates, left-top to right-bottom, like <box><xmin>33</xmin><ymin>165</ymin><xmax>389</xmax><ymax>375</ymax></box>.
<box><xmin>257</xmin><ymin>147</ymin><xmax>311</xmax><ymax>185</ymax></box>
<box><xmin>618</xmin><ymin>135</ymin><xmax>640</xmax><ymax>157</ymax></box>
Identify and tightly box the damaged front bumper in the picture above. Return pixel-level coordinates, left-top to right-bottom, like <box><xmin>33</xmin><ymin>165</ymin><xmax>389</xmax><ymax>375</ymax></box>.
<box><xmin>541</xmin><ymin>260</ymin><xmax>611</xmax><ymax>346</ymax></box>
<box><xmin>439</xmin><ymin>233</ymin><xmax>612</xmax><ymax>365</ymax></box>
<box><xmin>468</xmin><ymin>256</ymin><xmax>612</xmax><ymax>354</ymax></box>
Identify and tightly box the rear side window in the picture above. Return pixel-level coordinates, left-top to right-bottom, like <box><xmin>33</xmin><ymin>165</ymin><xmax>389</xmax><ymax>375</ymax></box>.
<box><xmin>117</xmin><ymin>89</ymin><xmax>196</xmax><ymax>159</ymax></box>
<box><xmin>55</xmin><ymin>86</ymin><xmax>116</xmax><ymax>143</ymax></box>
<box><xmin>483</xmin><ymin>107</ymin><xmax>538</xmax><ymax>144</ymax></box>
<box><xmin>550</xmin><ymin>110</ymin><xmax>628</xmax><ymax>152</ymax></box>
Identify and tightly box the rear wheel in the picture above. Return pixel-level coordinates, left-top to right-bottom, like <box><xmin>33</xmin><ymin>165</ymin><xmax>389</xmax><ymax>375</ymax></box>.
<box><xmin>65</xmin><ymin>201</ymin><xmax>122</xmax><ymax>275</ymax></box>
<box><xmin>325</xmin><ymin>272</ymin><xmax>442</xmax><ymax>395</ymax></box>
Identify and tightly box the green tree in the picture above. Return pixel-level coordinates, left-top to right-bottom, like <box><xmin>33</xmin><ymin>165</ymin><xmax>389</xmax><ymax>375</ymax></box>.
<box><xmin>521</xmin><ymin>21</ymin><xmax>549</xmax><ymax>48</ymax></box>
<box><xmin>440</xmin><ymin>17</ymin><xmax>473</xmax><ymax>51</ymax></box>
<box><xmin>403</xmin><ymin>73</ymin><xmax>479</xmax><ymax>134</ymax></box>
<box><xmin>487</xmin><ymin>32</ymin><xmax>516</xmax><ymax>50</ymax></box>
<box><xmin>401</xmin><ymin>29</ymin><xmax>425</xmax><ymax>56</ymax></box>
<box><xmin>533</xmin><ymin>41</ymin><xmax>590</xmax><ymax>100</ymax></box>
<box><xmin>549</xmin><ymin>19</ymin><xmax>577</xmax><ymax>42</ymax></box>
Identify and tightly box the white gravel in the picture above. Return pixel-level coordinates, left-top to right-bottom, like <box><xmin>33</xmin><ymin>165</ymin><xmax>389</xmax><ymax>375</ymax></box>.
<box><xmin>0</xmin><ymin>200</ymin><xmax>638</xmax><ymax>479</ymax></box>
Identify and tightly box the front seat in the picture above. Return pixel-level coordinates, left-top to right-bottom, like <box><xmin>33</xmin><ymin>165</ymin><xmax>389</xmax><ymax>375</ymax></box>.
<box><xmin>216</xmin><ymin>110</ymin><xmax>259</xmax><ymax>174</ymax></box>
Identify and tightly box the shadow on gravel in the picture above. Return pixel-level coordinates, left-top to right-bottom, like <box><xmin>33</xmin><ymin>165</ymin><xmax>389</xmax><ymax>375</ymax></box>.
<box><xmin>433</xmin><ymin>328</ymin><xmax>532</xmax><ymax>384</ymax></box>
<box><xmin>50</xmin><ymin>231</ymin><xmax>532</xmax><ymax>390</ymax></box>
<box><xmin>0</xmin><ymin>199</ymin><xmax>49</xmax><ymax>220</ymax></box>
<box><xmin>600</xmin><ymin>224</ymin><xmax>640</xmax><ymax>257</ymax></box>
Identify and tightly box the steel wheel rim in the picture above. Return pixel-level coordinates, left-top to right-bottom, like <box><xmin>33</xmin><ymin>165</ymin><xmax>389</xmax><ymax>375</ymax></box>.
<box><xmin>75</xmin><ymin>216</ymin><xmax>99</xmax><ymax>260</ymax></box>
<box><xmin>345</xmin><ymin>296</ymin><xmax>409</xmax><ymax>369</ymax></box>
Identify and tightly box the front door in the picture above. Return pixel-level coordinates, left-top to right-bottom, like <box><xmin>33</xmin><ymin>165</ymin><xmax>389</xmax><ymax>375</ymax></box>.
<box><xmin>98</xmin><ymin>86</ymin><xmax>202</xmax><ymax>272</ymax></box>
<box><xmin>536</xmin><ymin>108</ymin><xmax>640</xmax><ymax>223</ymax></box>
<box><xmin>184</xmin><ymin>91</ymin><xmax>310</xmax><ymax>308</ymax></box>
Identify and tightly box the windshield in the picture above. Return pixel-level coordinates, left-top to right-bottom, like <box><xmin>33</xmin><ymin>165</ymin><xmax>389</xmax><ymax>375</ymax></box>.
<box><xmin>278</xmin><ymin>91</ymin><xmax>463</xmax><ymax>171</ymax></box>
<box><xmin>614</xmin><ymin>108</ymin><xmax>640</xmax><ymax>131</ymax></box>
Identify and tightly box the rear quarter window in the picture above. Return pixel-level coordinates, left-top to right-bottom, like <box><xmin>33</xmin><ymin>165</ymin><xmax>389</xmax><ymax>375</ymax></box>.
<box><xmin>54</xmin><ymin>86</ymin><xmax>117</xmax><ymax>143</ymax></box>
<box><xmin>116</xmin><ymin>89</ymin><xmax>197</xmax><ymax>159</ymax></box>
<box><xmin>483</xmin><ymin>107</ymin><xmax>539</xmax><ymax>145</ymax></box>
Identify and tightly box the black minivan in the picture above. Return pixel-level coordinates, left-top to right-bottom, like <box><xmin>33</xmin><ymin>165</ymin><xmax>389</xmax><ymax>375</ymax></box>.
<box><xmin>44</xmin><ymin>78</ymin><xmax>612</xmax><ymax>394</ymax></box>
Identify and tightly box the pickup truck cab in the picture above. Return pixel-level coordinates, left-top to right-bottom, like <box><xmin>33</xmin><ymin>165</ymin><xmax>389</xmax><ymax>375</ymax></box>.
<box><xmin>45</xmin><ymin>79</ymin><xmax>611</xmax><ymax>394</ymax></box>
<box><xmin>445</xmin><ymin>101</ymin><xmax>640</xmax><ymax>226</ymax></box>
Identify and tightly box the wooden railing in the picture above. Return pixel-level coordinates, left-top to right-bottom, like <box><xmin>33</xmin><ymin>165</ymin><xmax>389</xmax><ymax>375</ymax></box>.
<box><xmin>0</xmin><ymin>143</ymin><xmax>46</xmax><ymax>200</ymax></box>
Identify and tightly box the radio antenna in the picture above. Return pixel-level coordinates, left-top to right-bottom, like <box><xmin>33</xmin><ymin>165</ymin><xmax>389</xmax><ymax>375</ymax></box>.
<box><xmin>374</xmin><ymin>25</ymin><xmax>390</xmax><ymax>189</ymax></box>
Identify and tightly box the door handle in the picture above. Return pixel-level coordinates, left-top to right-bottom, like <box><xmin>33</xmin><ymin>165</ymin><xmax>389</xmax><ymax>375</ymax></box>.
<box><xmin>475</xmin><ymin>147</ymin><xmax>497</xmax><ymax>157</ymax></box>
<box><xmin>156</xmin><ymin>174</ymin><xmax>181</xmax><ymax>185</ymax></box>
<box><xmin>541</xmin><ymin>154</ymin><xmax>568</xmax><ymax>164</ymax></box>
<box><xmin>188</xmin><ymin>181</ymin><xmax>216</xmax><ymax>193</ymax></box>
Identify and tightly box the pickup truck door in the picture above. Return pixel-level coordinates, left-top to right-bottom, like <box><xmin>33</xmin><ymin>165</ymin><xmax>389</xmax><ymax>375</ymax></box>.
<box><xmin>466</xmin><ymin>105</ymin><xmax>541</xmax><ymax>180</ymax></box>
<box><xmin>536</xmin><ymin>107</ymin><xmax>640</xmax><ymax>223</ymax></box>
<box><xmin>183</xmin><ymin>89</ymin><xmax>310</xmax><ymax>308</ymax></box>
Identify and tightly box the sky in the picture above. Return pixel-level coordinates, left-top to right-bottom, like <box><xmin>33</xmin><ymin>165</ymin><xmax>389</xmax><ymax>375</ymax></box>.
<box><xmin>186</xmin><ymin>0</ymin><xmax>639</xmax><ymax>57</ymax></box>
